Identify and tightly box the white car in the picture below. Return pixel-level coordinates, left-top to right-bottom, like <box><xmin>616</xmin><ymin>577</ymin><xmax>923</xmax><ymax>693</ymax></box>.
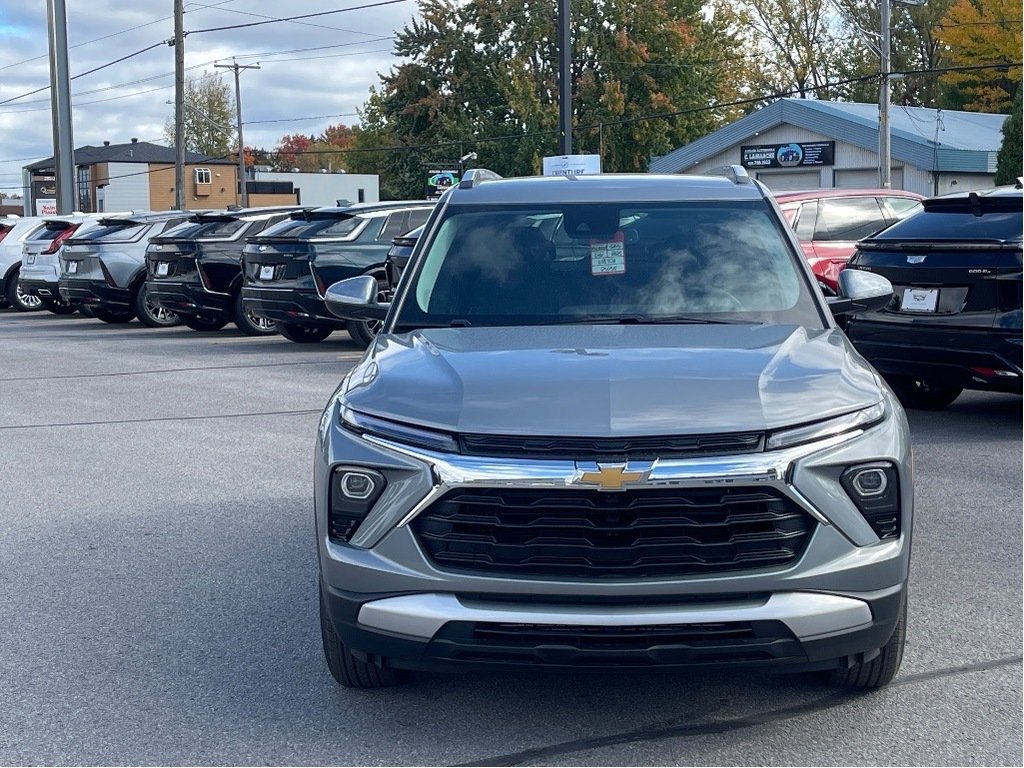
<box><xmin>1</xmin><ymin>216</ymin><xmax>46</xmax><ymax>311</ymax></box>
<box><xmin>18</xmin><ymin>212</ymin><xmax>128</xmax><ymax>315</ymax></box>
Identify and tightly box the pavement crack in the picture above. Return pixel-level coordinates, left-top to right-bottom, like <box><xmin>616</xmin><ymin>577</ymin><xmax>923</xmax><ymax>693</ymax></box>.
<box><xmin>457</xmin><ymin>655</ymin><xmax>1023</xmax><ymax>767</ymax></box>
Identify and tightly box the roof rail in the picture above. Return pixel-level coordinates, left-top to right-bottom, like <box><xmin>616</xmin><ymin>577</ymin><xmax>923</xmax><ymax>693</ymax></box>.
<box><xmin>458</xmin><ymin>168</ymin><xmax>503</xmax><ymax>189</ymax></box>
<box><xmin>707</xmin><ymin>165</ymin><xmax>753</xmax><ymax>185</ymax></box>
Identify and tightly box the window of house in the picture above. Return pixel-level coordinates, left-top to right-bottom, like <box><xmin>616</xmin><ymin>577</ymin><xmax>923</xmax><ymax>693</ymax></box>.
<box><xmin>76</xmin><ymin>166</ymin><xmax>92</xmax><ymax>212</ymax></box>
<box><xmin>194</xmin><ymin>168</ymin><xmax>212</xmax><ymax>185</ymax></box>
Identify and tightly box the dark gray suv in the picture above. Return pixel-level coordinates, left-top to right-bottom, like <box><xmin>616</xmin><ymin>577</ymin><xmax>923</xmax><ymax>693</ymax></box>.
<box><xmin>314</xmin><ymin>169</ymin><xmax>912</xmax><ymax>690</ymax></box>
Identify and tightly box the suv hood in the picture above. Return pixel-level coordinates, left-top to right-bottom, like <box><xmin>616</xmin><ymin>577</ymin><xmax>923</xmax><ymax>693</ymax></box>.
<box><xmin>342</xmin><ymin>325</ymin><xmax>882</xmax><ymax>436</ymax></box>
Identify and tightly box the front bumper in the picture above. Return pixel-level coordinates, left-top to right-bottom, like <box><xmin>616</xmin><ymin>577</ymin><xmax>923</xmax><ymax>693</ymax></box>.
<box><xmin>315</xmin><ymin>390</ymin><xmax>914</xmax><ymax>673</ymax></box>
<box><xmin>59</xmin><ymin>277</ymin><xmax>131</xmax><ymax>310</ymax></box>
<box><xmin>241</xmin><ymin>285</ymin><xmax>346</xmax><ymax>328</ymax></box>
<box><xmin>848</xmin><ymin>320</ymin><xmax>1023</xmax><ymax>393</ymax></box>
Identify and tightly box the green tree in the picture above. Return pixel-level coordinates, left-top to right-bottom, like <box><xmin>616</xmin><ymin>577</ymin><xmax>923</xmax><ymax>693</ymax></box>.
<box><xmin>163</xmin><ymin>72</ymin><xmax>236</xmax><ymax>158</ymax></box>
<box><xmin>994</xmin><ymin>91</ymin><xmax>1022</xmax><ymax>185</ymax></box>
<box><xmin>351</xmin><ymin>0</ymin><xmax>739</xmax><ymax>198</ymax></box>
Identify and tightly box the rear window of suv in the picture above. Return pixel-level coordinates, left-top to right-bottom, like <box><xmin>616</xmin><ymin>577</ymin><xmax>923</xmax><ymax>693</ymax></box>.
<box><xmin>397</xmin><ymin>201</ymin><xmax>824</xmax><ymax>329</ymax></box>
<box><xmin>872</xmin><ymin>206</ymin><xmax>1022</xmax><ymax>242</ymax></box>
<box><xmin>162</xmin><ymin>218</ymin><xmax>247</xmax><ymax>240</ymax></box>
<box><xmin>258</xmin><ymin>214</ymin><xmax>365</xmax><ymax>240</ymax></box>
<box><xmin>71</xmin><ymin>222</ymin><xmax>147</xmax><ymax>242</ymax></box>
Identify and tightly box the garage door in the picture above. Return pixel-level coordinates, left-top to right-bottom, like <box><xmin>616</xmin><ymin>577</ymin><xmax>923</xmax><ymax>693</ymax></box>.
<box><xmin>755</xmin><ymin>171</ymin><xmax>821</xmax><ymax>192</ymax></box>
<box><xmin>834</xmin><ymin>168</ymin><xmax>904</xmax><ymax>189</ymax></box>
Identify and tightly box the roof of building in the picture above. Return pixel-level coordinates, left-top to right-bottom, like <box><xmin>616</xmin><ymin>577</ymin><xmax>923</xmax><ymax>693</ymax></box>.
<box><xmin>24</xmin><ymin>140</ymin><xmax>235</xmax><ymax>171</ymax></box>
<box><xmin>650</xmin><ymin>99</ymin><xmax>1009</xmax><ymax>175</ymax></box>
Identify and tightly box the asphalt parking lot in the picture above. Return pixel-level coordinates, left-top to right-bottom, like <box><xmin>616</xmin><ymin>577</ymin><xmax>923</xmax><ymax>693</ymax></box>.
<box><xmin>1</xmin><ymin>309</ymin><xmax>1021</xmax><ymax>767</ymax></box>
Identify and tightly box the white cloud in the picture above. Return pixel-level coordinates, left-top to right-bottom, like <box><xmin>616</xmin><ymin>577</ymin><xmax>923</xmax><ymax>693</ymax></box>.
<box><xmin>0</xmin><ymin>0</ymin><xmax>414</xmax><ymax>196</ymax></box>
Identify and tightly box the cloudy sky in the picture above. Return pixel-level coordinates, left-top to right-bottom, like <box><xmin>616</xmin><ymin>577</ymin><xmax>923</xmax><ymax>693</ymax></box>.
<box><xmin>0</xmin><ymin>0</ymin><xmax>417</xmax><ymax>196</ymax></box>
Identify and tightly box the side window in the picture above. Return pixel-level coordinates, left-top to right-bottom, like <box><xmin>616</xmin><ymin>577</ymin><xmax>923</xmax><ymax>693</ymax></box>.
<box><xmin>885</xmin><ymin>197</ymin><xmax>923</xmax><ymax>220</ymax></box>
<box><xmin>794</xmin><ymin>201</ymin><xmax>818</xmax><ymax>241</ymax></box>
<box><xmin>405</xmin><ymin>208</ymin><xmax>432</xmax><ymax>232</ymax></box>
<box><xmin>194</xmin><ymin>168</ymin><xmax>212</xmax><ymax>185</ymax></box>
<box><xmin>815</xmin><ymin>198</ymin><xmax>887</xmax><ymax>242</ymax></box>
<box><xmin>378</xmin><ymin>211</ymin><xmax>411</xmax><ymax>242</ymax></box>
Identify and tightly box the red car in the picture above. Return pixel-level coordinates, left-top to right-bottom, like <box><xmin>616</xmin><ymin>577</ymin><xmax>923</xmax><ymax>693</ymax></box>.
<box><xmin>775</xmin><ymin>189</ymin><xmax>924</xmax><ymax>292</ymax></box>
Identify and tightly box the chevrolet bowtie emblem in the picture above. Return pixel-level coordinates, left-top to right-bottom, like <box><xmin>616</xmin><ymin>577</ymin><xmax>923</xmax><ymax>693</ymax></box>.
<box><xmin>575</xmin><ymin>463</ymin><xmax>651</xmax><ymax>491</ymax></box>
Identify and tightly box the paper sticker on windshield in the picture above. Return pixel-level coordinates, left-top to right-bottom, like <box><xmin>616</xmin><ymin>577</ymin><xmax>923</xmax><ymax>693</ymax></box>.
<box><xmin>590</xmin><ymin>232</ymin><xmax>625</xmax><ymax>276</ymax></box>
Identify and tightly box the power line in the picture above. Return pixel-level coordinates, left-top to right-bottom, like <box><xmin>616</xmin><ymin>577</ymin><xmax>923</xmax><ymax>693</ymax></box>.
<box><xmin>185</xmin><ymin>0</ymin><xmax>413</xmax><ymax>35</ymax></box>
<box><xmin>187</xmin><ymin>0</ymin><xmax>389</xmax><ymax>38</ymax></box>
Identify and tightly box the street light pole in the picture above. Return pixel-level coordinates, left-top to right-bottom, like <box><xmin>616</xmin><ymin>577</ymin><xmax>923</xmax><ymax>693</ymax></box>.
<box><xmin>173</xmin><ymin>0</ymin><xmax>185</xmax><ymax>210</ymax></box>
<box><xmin>215</xmin><ymin>58</ymin><xmax>260</xmax><ymax>208</ymax></box>
<box><xmin>557</xmin><ymin>0</ymin><xmax>572</xmax><ymax>155</ymax></box>
<box><xmin>46</xmin><ymin>0</ymin><xmax>75</xmax><ymax>214</ymax></box>
<box><xmin>878</xmin><ymin>0</ymin><xmax>892</xmax><ymax>188</ymax></box>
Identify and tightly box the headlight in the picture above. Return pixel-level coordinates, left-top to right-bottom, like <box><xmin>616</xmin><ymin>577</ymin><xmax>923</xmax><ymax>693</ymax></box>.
<box><xmin>766</xmin><ymin>402</ymin><xmax>885</xmax><ymax>451</ymax></box>
<box><xmin>340</xmin><ymin>406</ymin><xmax>458</xmax><ymax>453</ymax></box>
<box><xmin>841</xmin><ymin>461</ymin><xmax>900</xmax><ymax>540</ymax></box>
<box><xmin>329</xmin><ymin>466</ymin><xmax>386</xmax><ymax>542</ymax></box>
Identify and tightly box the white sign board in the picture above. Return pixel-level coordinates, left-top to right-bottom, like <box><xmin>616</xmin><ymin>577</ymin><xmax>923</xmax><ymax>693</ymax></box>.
<box><xmin>543</xmin><ymin>155</ymin><xmax>602</xmax><ymax>177</ymax></box>
<box><xmin>35</xmin><ymin>199</ymin><xmax>57</xmax><ymax>216</ymax></box>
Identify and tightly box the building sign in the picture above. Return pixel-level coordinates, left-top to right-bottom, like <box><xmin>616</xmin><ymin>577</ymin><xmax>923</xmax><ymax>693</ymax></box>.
<box><xmin>31</xmin><ymin>173</ymin><xmax>58</xmax><ymax>215</ymax></box>
<box><xmin>740</xmin><ymin>141</ymin><xmax>835</xmax><ymax>169</ymax></box>
<box><xmin>426</xmin><ymin>170</ymin><xmax>459</xmax><ymax>199</ymax></box>
<box><xmin>543</xmin><ymin>154</ymin><xmax>602</xmax><ymax>176</ymax></box>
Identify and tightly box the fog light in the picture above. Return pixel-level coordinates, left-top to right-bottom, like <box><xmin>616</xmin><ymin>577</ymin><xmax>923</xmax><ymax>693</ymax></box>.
<box><xmin>851</xmin><ymin>468</ymin><xmax>887</xmax><ymax>496</ymax></box>
<box><xmin>341</xmin><ymin>471</ymin><xmax>376</xmax><ymax>499</ymax></box>
<box><xmin>329</xmin><ymin>467</ymin><xmax>386</xmax><ymax>543</ymax></box>
<box><xmin>841</xmin><ymin>462</ymin><xmax>900</xmax><ymax>540</ymax></box>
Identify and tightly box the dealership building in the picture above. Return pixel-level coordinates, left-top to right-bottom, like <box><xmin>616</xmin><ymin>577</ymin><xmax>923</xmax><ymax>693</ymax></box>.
<box><xmin>650</xmin><ymin>98</ymin><xmax>1008</xmax><ymax>195</ymax></box>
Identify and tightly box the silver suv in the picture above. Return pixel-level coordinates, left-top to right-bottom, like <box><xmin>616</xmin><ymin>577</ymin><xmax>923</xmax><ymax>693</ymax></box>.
<box><xmin>314</xmin><ymin>169</ymin><xmax>912</xmax><ymax>690</ymax></box>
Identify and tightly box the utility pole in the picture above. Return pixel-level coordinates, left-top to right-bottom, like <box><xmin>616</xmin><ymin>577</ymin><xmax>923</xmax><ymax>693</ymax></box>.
<box><xmin>173</xmin><ymin>0</ymin><xmax>185</xmax><ymax>210</ymax></box>
<box><xmin>878</xmin><ymin>0</ymin><xmax>891</xmax><ymax>188</ymax></box>
<box><xmin>216</xmin><ymin>58</ymin><xmax>260</xmax><ymax>208</ymax></box>
<box><xmin>557</xmin><ymin>0</ymin><xmax>572</xmax><ymax>155</ymax></box>
<box><xmin>46</xmin><ymin>0</ymin><xmax>75</xmax><ymax>214</ymax></box>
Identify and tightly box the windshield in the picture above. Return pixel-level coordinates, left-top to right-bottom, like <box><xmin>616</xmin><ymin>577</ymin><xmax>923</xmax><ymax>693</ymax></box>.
<box><xmin>393</xmin><ymin>202</ymin><xmax>824</xmax><ymax>330</ymax></box>
<box><xmin>161</xmin><ymin>218</ymin><xmax>247</xmax><ymax>240</ymax></box>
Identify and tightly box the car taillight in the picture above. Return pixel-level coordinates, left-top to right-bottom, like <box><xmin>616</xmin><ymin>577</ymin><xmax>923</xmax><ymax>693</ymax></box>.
<box><xmin>99</xmin><ymin>260</ymin><xmax>117</xmax><ymax>287</ymax></box>
<box><xmin>0</xmin><ymin>227</ymin><xmax>11</xmax><ymax>244</ymax></box>
<box><xmin>42</xmin><ymin>225</ymin><xmax>79</xmax><ymax>255</ymax></box>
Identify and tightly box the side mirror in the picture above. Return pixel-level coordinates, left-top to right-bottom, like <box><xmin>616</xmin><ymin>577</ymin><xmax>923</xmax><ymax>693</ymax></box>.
<box><xmin>827</xmin><ymin>269</ymin><xmax>894</xmax><ymax>316</ymax></box>
<box><xmin>324</xmin><ymin>275</ymin><xmax>390</xmax><ymax>321</ymax></box>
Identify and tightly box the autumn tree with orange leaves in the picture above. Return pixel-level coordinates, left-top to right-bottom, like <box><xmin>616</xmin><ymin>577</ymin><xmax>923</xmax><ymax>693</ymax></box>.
<box><xmin>936</xmin><ymin>0</ymin><xmax>1021</xmax><ymax>112</ymax></box>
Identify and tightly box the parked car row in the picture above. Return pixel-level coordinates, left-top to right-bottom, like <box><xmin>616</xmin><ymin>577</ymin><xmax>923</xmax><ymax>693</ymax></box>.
<box><xmin>2</xmin><ymin>200</ymin><xmax>435</xmax><ymax>347</ymax></box>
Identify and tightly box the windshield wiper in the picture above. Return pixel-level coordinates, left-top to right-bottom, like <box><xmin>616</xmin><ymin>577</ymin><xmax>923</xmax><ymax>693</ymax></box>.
<box><xmin>547</xmin><ymin>314</ymin><xmax>761</xmax><ymax>326</ymax></box>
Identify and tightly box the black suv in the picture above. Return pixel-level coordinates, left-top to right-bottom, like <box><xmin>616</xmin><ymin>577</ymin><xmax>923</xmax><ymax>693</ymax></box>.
<box><xmin>240</xmin><ymin>202</ymin><xmax>434</xmax><ymax>346</ymax></box>
<box><xmin>146</xmin><ymin>207</ymin><xmax>307</xmax><ymax>335</ymax></box>
<box><xmin>846</xmin><ymin>186</ymin><xmax>1023</xmax><ymax>409</ymax></box>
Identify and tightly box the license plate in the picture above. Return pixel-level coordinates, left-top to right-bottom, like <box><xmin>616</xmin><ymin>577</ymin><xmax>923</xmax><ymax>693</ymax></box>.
<box><xmin>901</xmin><ymin>287</ymin><xmax>939</xmax><ymax>313</ymax></box>
<box><xmin>259</xmin><ymin>265</ymin><xmax>275</xmax><ymax>280</ymax></box>
<box><xmin>26</xmin><ymin>254</ymin><xmax>35</xmax><ymax>265</ymax></box>
<box><xmin>155</xmin><ymin>262</ymin><xmax>169</xmax><ymax>277</ymax></box>
<box><xmin>67</xmin><ymin>261</ymin><xmax>78</xmax><ymax>274</ymax></box>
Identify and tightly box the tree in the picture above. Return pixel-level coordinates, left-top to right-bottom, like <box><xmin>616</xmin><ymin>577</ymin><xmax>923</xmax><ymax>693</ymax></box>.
<box><xmin>712</xmin><ymin>0</ymin><xmax>865</xmax><ymax>102</ymax></box>
<box><xmin>272</xmin><ymin>124</ymin><xmax>361</xmax><ymax>173</ymax></box>
<box><xmin>994</xmin><ymin>91</ymin><xmax>1022</xmax><ymax>185</ymax></box>
<box><xmin>936</xmin><ymin>0</ymin><xmax>1021</xmax><ymax>112</ymax></box>
<box><xmin>351</xmin><ymin>0</ymin><xmax>740</xmax><ymax>198</ymax></box>
<box><xmin>163</xmin><ymin>72</ymin><xmax>236</xmax><ymax>158</ymax></box>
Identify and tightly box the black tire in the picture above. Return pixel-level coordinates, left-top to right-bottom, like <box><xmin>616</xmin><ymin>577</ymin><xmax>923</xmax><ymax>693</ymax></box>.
<box><xmin>41</xmin><ymin>297</ymin><xmax>78</xmax><ymax>315</ymax></box>
<box><xmin>276</xmin><ymin>322</ymin><xmax>333</xmax><ymax>343</ymax></box>
<box><xmin>828</xmin><ymin>599</ymin><xmax>906</xmax><ymax>690</ymax></box>
<box><xmin>319</xmin><ymin>582</ymin><xmax>400</xmax><ymax>688</ymax></box>
<box><xmin>77</xmin><ymin>304</ymin><xmax>95</xmax><ymax>318</ymax></box>
<box><xmin>344</xmin><ymin>273</ymin><xmax>390</xmax><ymax>349</ymax></box>
<box><xmin>887</xmin><ymin>377</ymin><xmax>963</xmax><ymax>410</ymax></box>
<box><xmin>132</xmin><ymin>282</ymin><xmax>181</xmax><ymax>328</ymax></box>
<box><xmin>182</xmin><ymin>314</ymin><xmax>230</xmax><ymax>331</ymax></box>
<box><xmin>5</xmin><ymin>271</ymin><xmax>43</xmax><ymax>312</ymax></box>
<box><xmin>232</xmin><ymin>291</ymin><xmax>277</xmax><ymax>336</ymax></box>
<box><xmin>92</xmin><ymin>307</ymin><xmax>135</xmax><ymax>324</ymax></box>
